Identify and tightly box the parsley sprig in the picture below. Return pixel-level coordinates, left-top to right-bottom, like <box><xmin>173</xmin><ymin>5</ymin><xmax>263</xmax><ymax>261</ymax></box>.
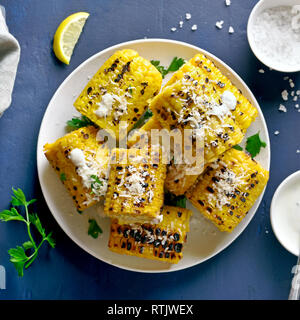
<box><xmin>131</xmin><ymin>109</ymin><xmax>153</xmax><ymax>131</ymax></box>
<box><xmin>0</xmin><ymin>188</ymin><xmax>55</xmax><ymax>277</ymax></box>
<box><xmin>165</xmin><ymin>193</ymin><xmax>187</xmax><ymax>209</ymax></box>
<box><xmin>233</xmin><ymin>132</ymin><xmax>267</xmax><ymax>158</ymax></box>
<box><xmin>88</xmin><ymin>219</ymin><xmax>103</xmax><ymax>239</ymax></box>
<box><xmin>90</xmin><ymin>175</ymin><xmax>103</xmax><ymax>195</ymax></box>
<box><xmin>67</xmin><ymin>115</ymin><xmax>94</xmax><ymax>131</ymax></box>
<box><xmin>151</xmin><ymin>57</ymin><xmax>186</xmax><ymax>78</ymax></box>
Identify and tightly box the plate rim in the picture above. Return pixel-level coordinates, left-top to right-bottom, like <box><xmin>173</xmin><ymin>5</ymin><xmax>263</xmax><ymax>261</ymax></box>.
<box><xmin>37</xmin><ymin>38</ymin><xmax>271</xmax><ymax>273</ymax></box>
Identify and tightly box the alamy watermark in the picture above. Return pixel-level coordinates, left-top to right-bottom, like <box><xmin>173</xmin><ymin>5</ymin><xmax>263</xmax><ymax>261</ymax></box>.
<box><xmin>96</xmin><ymin>121</ymin><xmax>205</xmax><ymax>175</ymax></box>
<box><xmin>0</xmin><ymin>265</ymin><xmax>5</xmax><ymax>290</ymax></box>
<box><xmin>291</xmin><ymin>264</ymin><xmax>300</xmax><ymax>291</ymax></box>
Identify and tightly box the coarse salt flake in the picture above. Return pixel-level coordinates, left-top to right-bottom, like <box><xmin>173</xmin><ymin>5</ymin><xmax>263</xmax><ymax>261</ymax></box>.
<box><xmin>252</xmin><ymin>6</ymin><xmax>300</xmax><ymax>69</ymax></box>
<box><xmin>185</xmin><ymin>13</ymin><xmax>191</xmax><ymax>20</ymax></box>
<box><xmin>258</xmin><ymin>69</ymin><xmax>265</xmax><ymax>73</ymax></box>
<box><xmin>216</xmin><ymin>20</ymin><xmax>224</xmax><ymax>29</ymax></box>
<box><xmin>281</xmin><ymin>90</ymin><xmax>289</xmax><ymax>101</ymax></box>
<box><xmin>191</xmin><ymin>24</ymin><xmax>197</xmax><ymax>31</ymax></box>
<box><xmin>225</xmin><ymin>0</ymin><xmax>231</xmax><ymax>6</ymax></box>
<box><xmin>278</xmin><ymin>104</ymin><xmax>287</xmax><ymax>112</ymax></box>
<box><xmin>228</xmin><ymin>26</ymin><xmax>234</xmax><ymax>34</ymax></box>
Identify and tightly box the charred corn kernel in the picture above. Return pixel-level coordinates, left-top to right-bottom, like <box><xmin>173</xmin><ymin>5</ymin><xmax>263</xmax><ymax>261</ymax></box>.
<box><xmin>44</xmin><ymin>126</ymin><xmax>110</xmax><ymax>211</ymax></box>
<box><xmin>104</xmin><ymin>147</ymin><xmax>166</xmax><ymax>224</ymax></box>
<box><xmin>73</xmin><ymin>49</ymin><xmax>162</xmax><ymax>140</ymax></box>
<box><xmin>108</xmin><ymin>206</ymin><xmax>192</xmax><ymax>263</ymax></box>
<box><xmin>127</xmin><ymin>116</ymin><xmax>162</xmax><ymax>148</ymax></box>
<box><xmin>186</xmin><ymin>149</ymin><xmax>269</xmax><ymax>232</ymax></box>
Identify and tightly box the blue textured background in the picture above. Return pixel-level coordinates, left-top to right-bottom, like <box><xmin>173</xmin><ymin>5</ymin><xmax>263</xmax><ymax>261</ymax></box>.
<box><xmin>0</xmin><ymin>0</ymin><xmax>299</xmax><ymax>300</ymax></box>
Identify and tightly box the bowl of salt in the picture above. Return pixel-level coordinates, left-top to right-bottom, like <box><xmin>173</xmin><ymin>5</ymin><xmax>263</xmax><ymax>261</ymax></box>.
<box><xmin>247</xmin><ymin>0</ymin><xmax>300</xmax><ymax>73</ymax></box>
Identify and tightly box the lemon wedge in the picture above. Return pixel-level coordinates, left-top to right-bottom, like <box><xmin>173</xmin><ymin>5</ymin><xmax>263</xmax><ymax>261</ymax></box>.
<box><xmin>53</xmin><ymin>12</ymin><xmax>89</xmax><ymax>65</ymax></box>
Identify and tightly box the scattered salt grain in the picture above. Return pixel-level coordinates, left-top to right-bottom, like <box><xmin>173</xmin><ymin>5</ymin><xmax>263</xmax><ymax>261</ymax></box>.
<box><xmin>274</xmin><ymin>130</ymin><xmax>280</xmax><ymax>135</ymax></box>
<box><xmin>216</xmin><ymin>20</ymin><xmax>224</xmax><ymax>29</ymax></box>
<box><xmin>291</xmin><ymin>91</ymin><xmax>295</xmax><ymax>96</ymax></box>
<box><xmin>281</xmin><ymin>90</ymin><xmax>289</xmax><ymax>101</ymax></box>
<box><xmin>278</xmin><ymin>104</ymin><xmax>287</xmax><ymax>112</ymax></box>
<box><xmin>283</xmin><ymin>76</ymin><xmax>289</xmax><ymax>80</ymax></box>
<box><xmin>185</xmin><ymin>13</ymin><xmax>191</xmax><ymax>20</ymax></box>
<box><xmin>191</xmin><ymin>24</ymin><xmax>198</xmax><ymax>31</ymax></box>
<box><xmin>179</xmin><ymin>20</ymin><xmax>184</xmax><ymax>28</ymax></box>
<box><xmin>297</xmin><ymin>149</ymin><xmax>300</xmax><ymax>154</ymax></box>
<box><xmin>251</xmin><ymin>6</ymin><xmax>300</xmax><ymax>69</ymax></box>
<box><xmin>296</xmin><ymin>90</ymin><xmax>300</xmax><ymax>95</ymax></box>
<box><xmin>228</xmin><ymin>26</ymin><xmax>234</xmax><ymax>34</ymax></box>
<box><xmin>295</xmin><ymin>104</ymin><xmax>299</xmax><ymax>109</ymax></box>
<box><xmin>293</xmin><ymin>96</ymin><xmax>298</xmax><ymax>102</ymax></box>
<box><xmin>289</xmin><ymin>79</ymin><xmax>295</xmax><ymax>88</ymax></box>
<box><xmin>225</xmin><ymin>0</ymin><xmax>231</xmax><ymax>6</ymax></box>
<box><xmin>258</xmin><ymin>69</ymin><xmax>265</xmax><ymax>74</ymax></box>
<box><xmin>171</xmin><ymin>27</ymin><xmax>177</xmax><ymax>32</ymax></box>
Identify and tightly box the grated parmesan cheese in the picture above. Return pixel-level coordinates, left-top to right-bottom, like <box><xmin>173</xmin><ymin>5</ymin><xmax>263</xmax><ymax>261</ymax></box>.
<box><xmin>69</xmin><ymin>148</ymin><xmax>108</xmax><ymax>199</ymax></box>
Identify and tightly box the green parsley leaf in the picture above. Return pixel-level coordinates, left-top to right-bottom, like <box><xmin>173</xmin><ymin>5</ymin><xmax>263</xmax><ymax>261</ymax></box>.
<box><xmin>131</xmin><ymin>109</ymin><xmax>153</xmax><ymax>130</ymax></box>
<box><xmin>60</xmin><ymin>173</ymin><xmax>67</xmax><ymax>182</ymax></box>
<box><xmin>233</xmin><ymin>145</ymin><xmax>243</xmax><ymax>151</ymax></box>
<box><xmin>8</xmin><ymin>246</ymin><xmax>28</xmax><ymax>277</ymax></box>
<box><xmin>66</xmin><ymin>115</ymin><xmax>94</xmax><ymax>131</ymax></box>
<box><xmin>90</xmin><ymin>175</ymin><xmax>103</xmax><ymax>195</ymax></box>
<box><xmin>151</xmin><ymin>57</ymin><xmax>186</xmax><ymax>78</ymax></box>
<box><xmin>0</xmin><ymin>188</ymin><xmax>55</xmax><ymax>277</ymax></box>
<box><xmin>23</xmin><ymin>241</ymin><xmax>34</xmax><ymax>251</ymax></box>
<box><xmin>0</xmin><ymin>208</ymin><xmax>26</xmax><ymax>222</ymax></box>
<box><xmin>245</xmin><ymin>132</ymin><xmax>267</xmax><ymax>158</ymax></box>
<box><xmin>88</xmin><ymin>219</ymin><xmax>103</xmax><ymax>239</ymax></box>
<box><xmin>167</xmin><ymin>57</ymin><xmax>186</xmax><ymax>72</ymax></box>
<box><xmin>164</xmin><ymin>193</ymin><xmax>187</xmax><ymax>209</ymax></box>
<box><xmin>45</xmin><ymin>231</ymin><xmax>56</xmax><ymax>248</ymax></box>
<box><xmin>29</xmin><ymin>213</ymin><xmax>46</xmax><ymax>238</ymax></box>
<box><xmin>11</xmin><ymin>188</ymin><xmax>27</xmax><ymax>206</ymax></box>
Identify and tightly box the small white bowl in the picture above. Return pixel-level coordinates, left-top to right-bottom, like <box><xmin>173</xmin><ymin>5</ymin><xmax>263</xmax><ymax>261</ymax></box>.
<box><xmin>247</xmin><ymin>0</ymin><xmax>300</xmax><ymax>73</ymax></box>
<box><xmin>270</xmin><ymin>171</ymin><xmax>300</xmax><ymax>256</ymax></box>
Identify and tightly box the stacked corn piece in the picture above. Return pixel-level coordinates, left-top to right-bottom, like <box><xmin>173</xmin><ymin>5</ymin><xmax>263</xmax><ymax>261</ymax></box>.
<box><xmin>186</xmin><ymin>149</ymin><xmax>269</xmax><ymax>232</ymax></box>
<box><xmin>104</xmin><ymin>147</ymin><xmax>166</xmax><ymax>224</ymax></box>
<box><xmin>150</xmin><ymin>54</ymin><xmax>258</xmax><ymax>195</ymax></box>
<box><xmin>189</xmin><ymin>54</ymin><xmax>258</xmax><ymax>132</ymax></box>
<box><xmin>127</xmin><ymin>115</ymin><xmax>162</xmax><ymax>148</ymax></box>
<box><xmin>108</xmin><ymin>206</ymin><xmax>192</xmax><ymax>263</ymax></box>
<box><xmin>73</xmin><ymin>49</ymin><xmax>162</xmax><ymax>140</ymax></box>
<box><xmin>44</xmin><ymin>126</ymin><xmax>110</xmax><ymax>211</ymax></box>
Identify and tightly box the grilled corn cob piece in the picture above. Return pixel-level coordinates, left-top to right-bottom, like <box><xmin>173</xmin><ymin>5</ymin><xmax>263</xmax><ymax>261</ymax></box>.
<box><xmin>150</xmin><ymin>55</ymin><xmax>258</xmax><ymax>195</ymax></box>
<box><xmin>150</xmin><ymin>61</ymin><xmax>245</xmax><ymax>162</ymax></box>
<box><xmin>127</xmin><ymin>115</ymin><xmax>162</xmax><ymax>148</ymax></box>
<box><xmin>108</xmin><ymin>206</ymin><xmax>192</xmax><ymax>263</ymax></box>
<box><xmin>104</xmin><ymin>147</ymin><xmax>166</xmax><ymax>224</ymax></box>
<box><xmin>44</xmin><ymin>126</ymin><xmax>110</xmax><ymax>211</ymax></box>
<box><xmin>189</xmin><ymin>54</ymin><xmax>258</xmax><ymax>132</ymax></box>
<box><xmin>74</xmin><ymin>49</ymin><xmax>162</xmax><ymax>140</ymax></box>
<box><xmin>186</xmin><ymin>149</ymin><xmax>269</xmax><ymax>232</ymax></box>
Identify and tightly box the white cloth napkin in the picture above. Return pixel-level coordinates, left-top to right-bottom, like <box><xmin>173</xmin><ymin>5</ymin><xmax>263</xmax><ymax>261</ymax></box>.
<box><xmin>0</xmin><ymin>6</ymin><xmax>20</xmax><ymax>116</ymax></box>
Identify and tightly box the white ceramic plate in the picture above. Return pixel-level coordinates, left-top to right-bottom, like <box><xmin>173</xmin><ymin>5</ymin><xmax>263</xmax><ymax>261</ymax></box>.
<box><xmin>37</xmin><ymin>39</ymin><xmax>270</xmax><ymax>273</ymax></box>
